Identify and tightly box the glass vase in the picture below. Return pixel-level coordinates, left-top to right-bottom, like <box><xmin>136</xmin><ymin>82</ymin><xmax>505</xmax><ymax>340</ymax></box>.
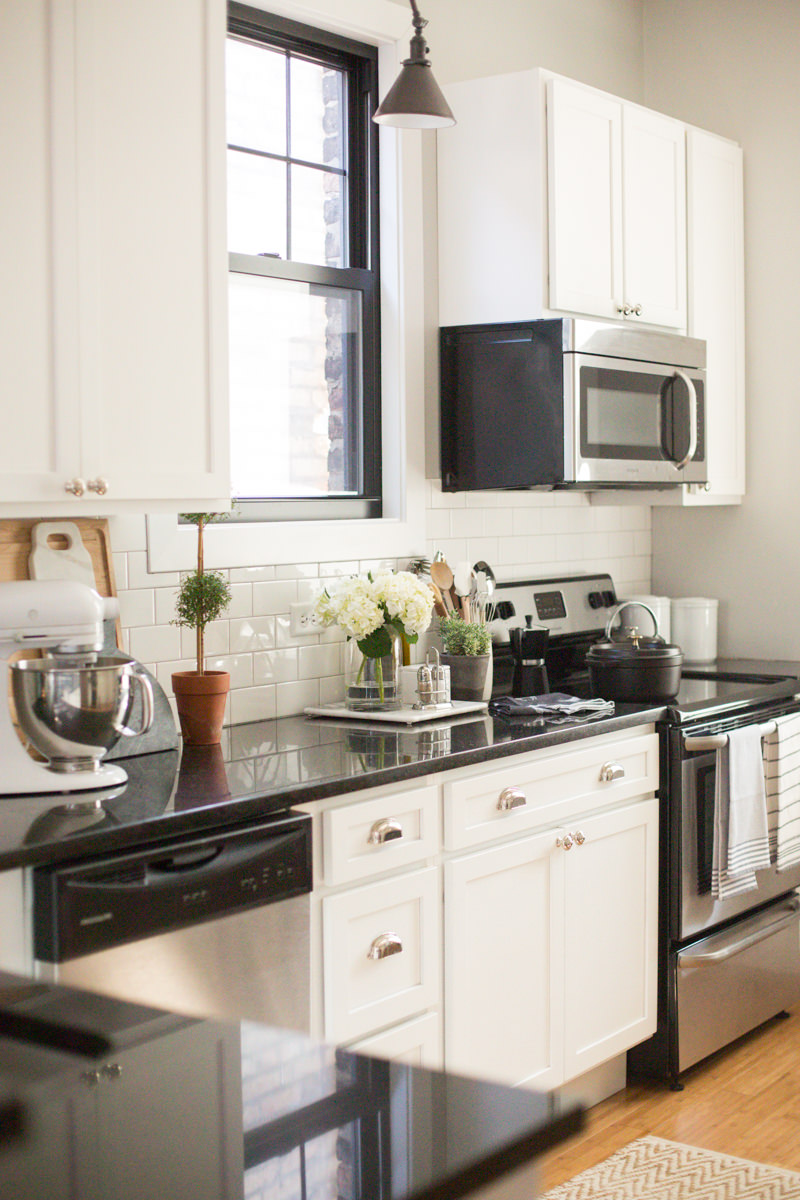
<box><xmin>344</xmin><ymin>628</ymin><xmax>403</xmax><ymax>711</ymax></box>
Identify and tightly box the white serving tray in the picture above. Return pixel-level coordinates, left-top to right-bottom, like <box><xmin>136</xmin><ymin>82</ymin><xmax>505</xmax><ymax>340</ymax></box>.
<box><xmin>304</xmin><ymin>700</ymin><xmax>488</xmax><ymax>725</ymax></box>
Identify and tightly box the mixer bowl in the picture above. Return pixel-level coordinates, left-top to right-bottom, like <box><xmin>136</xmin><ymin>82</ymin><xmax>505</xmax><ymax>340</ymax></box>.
<box><xmin>11</xmin><ymin>656</ymin><xmax>154</xmax><ymax>773</ymax></box>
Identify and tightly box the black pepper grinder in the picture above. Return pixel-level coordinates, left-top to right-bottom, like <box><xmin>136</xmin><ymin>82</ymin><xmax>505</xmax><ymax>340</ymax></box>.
<box><xmin>509</xmin><ymin>618</ymin><xmax>550</xmax><ymax>697</ymax></box>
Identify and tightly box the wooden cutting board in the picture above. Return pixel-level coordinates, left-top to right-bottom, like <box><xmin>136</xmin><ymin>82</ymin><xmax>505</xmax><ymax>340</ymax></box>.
<box><xmin>0</xmin><ymin>517</ymin><xmax>120</xmax><ymax>644</ymax></box>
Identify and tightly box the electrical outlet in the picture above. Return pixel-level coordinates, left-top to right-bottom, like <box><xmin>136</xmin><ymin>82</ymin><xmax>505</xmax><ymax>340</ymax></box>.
<box><xmin>289</xmin><ymin>601</ymin><xmax>319</xmax><ymax>637</ymax></box>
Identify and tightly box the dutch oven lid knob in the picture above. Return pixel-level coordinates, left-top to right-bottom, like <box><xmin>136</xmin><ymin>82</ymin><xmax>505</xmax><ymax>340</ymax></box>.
<box><xmin>604</xmin><ymin>600</ymin><xmax>661</xmax><ymax>644</ymax></box>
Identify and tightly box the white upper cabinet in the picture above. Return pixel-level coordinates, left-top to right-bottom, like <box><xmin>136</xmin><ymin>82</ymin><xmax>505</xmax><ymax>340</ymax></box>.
<box><xmin>548</xmin><ymin>76</ymin><xmax>687</xmax><ymax>329</ymax></box>
<box><xmin>0</xmin><ymin>0</ymin><xmax>230</xmax><ymax>515</ymax></box>
<box><xmin>438</xmin><ymin>68</ymin><xmax>686</xmax><ymax>331</ymax></box>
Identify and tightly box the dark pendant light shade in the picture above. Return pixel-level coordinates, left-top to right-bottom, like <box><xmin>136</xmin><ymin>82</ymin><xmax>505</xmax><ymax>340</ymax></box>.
<box><xmin>373</xmin><ymin>0</ymin><xmax>455</xmax><ymax>129</ymax></box>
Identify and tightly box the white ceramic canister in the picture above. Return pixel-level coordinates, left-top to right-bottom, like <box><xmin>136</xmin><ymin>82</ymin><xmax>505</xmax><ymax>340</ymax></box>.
<box><xmin>670</xmin><ymin>597</ymin><xmax>718</xmax><ymax>663</ymax></box>
<box><xmin>618</xmin><ymin>595</ymin><xmax>671</xmax><ymax>642</ymax></box>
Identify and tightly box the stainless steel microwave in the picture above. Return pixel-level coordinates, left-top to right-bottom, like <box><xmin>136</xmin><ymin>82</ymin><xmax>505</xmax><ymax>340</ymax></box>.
<box><xmin>439</xmin><ymin>317</ymin><xmax>707</xmax><ymax>490</ymax></box>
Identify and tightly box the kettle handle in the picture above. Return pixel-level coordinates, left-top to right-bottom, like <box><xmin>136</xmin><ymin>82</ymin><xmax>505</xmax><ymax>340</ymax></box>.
<box><xmin>604</xmin><ymin>601</ymin><xmax>659</xmax><ymax>641</ymax></box>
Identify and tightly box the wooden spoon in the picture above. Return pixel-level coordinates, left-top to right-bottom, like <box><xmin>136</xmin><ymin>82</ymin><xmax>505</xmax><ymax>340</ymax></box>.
<box><xmin>428</xmin><ymin>581</ymin><xmax>449</xmax><ymax>619</ymax></box>
<box><xmin>430</xmin><ymin>560</ymin><xmax>456</xmax><ymax>613</ymax></box>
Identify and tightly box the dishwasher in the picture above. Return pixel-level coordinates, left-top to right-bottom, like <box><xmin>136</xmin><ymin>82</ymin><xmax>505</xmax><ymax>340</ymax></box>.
<box><xmin>31</xmin><ymin>811</ymin><xmax>312</xmax><ymax>1033</ymax></box>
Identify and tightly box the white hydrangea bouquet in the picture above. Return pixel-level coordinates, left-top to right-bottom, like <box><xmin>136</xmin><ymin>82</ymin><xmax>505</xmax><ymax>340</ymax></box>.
<box><xmin>315</xmin><ymin>570</ymin><xmax>434</xmax><ymax>707</ymax></box>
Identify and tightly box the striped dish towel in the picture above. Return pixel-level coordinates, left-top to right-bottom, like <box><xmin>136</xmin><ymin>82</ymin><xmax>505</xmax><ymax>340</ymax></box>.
<box><xmin>764</xmin><ymin>713</ymin><xmax>800</xmax><ymax>871</ymax></box>
<box><xmin>712</xmin><ymin>725</ymin><xmax>771</xmax><ymax>899</ymax></box>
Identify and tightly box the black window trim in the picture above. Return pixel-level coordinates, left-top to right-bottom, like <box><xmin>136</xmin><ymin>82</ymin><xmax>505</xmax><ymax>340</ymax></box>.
<box><xmin>226</xmin><ymin>2</ymin><xmax>382</xmax><ymax>521</ymax></box>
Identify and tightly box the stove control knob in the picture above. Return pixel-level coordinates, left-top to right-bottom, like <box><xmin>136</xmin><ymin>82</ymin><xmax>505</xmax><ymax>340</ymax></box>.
<box><xmin>602</xmin><ymin>590</ymin><xmax>616</xmax><ymax>607</ymax></box>
<box><xmin>588</xmin><ymin>591</ymin><xmax>604</xmax><ymax>609</ymax></box>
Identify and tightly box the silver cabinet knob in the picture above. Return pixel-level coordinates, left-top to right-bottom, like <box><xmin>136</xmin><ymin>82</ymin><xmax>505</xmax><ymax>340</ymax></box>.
<box><xmin>87</xmin><ymin>477</ymin><xmax>109</xmax><ymax>495</ymax></box>
<box><xmin>632</xmin><ymin>303</ymin><xmax>643</xmax><ymax>316</ymax></box>
<box><xmin>367</xmin><ymin>817</ymin><xmax>403</xmax><ymax>845</ymax></box>
<box><xmin>80</xmin><ymin>1069</ymin><xmax>101</xmax><ymax>1087</ymax></box>
<box><xmin>600</xmin><ymin>761</ymin><xmax>625</xmax><ymax>783</ymax></box>
<box><xmin>64</xmin><ymin>477</ymin><xmax>86</xmax><ymax>496</ymax></box>
<box><xmin>556</xmin><ymin>833</ymin><xmax>574</xmax><ymax>851</ymax></box>
<box><xmin>101</xmin><ymin>1063</ymin><xmax>123</xmax><ymax>1079</ymax></box>
<box><xmin>367</xmin><ymin>931</ymin><xmax>403</xmax><ymax>960</ymax></box>
<box><xmin>497</xmin><ymin>785</ymin><xmax>527</xmax><ymax>812</ymax></box>
<box><xmin>574</xmin><ymin>830</ymin><xmax>586</xmax><ymax>845</ymax></box>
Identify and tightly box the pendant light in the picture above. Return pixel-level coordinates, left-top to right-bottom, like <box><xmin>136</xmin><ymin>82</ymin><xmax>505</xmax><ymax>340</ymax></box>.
<box><xmin>373</xmin><ymin>0</ymin><xmax>455</xmax><ymax>129</ymax></box>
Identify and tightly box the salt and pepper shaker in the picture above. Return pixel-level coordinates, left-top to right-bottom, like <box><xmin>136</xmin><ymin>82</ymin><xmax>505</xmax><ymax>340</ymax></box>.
<box><xmin>413</xmin><ymin>648</ymin><xmax>450</xmax><ymax>709</ymax></box>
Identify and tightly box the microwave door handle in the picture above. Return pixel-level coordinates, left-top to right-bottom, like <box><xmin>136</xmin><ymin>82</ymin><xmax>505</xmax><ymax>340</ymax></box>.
<box><xmin>671</xmin><ymin>369</ymin><xmax>698</xmax><ymax>472</ymax></box>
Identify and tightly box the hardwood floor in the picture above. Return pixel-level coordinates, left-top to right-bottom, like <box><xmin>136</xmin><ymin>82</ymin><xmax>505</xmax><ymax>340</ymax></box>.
<box><xmin>539</xmin><ymin>1009</ymin><xmax>800</xmax><ymax>1190</ymax></box>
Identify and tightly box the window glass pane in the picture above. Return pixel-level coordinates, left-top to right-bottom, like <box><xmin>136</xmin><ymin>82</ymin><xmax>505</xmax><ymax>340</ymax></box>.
<box><xmin>226</xmin><ymin>38</ymin><xmax>286</xmax><ymax>155</ymax></box>
<box><xmin>229</xmin><ymin>272</ymin><xmax>363</xmax><ymax>499</ymax></box>
<box><xmin>290</xmin><ymin>57</ymin><xmax>344</xmax><ymax>169</ymax></box>
<box><xmin>290</xmin><ymin>165</ymin><xmax>345</xmax><ymax>267</ymax></box>
<box><xmin>227</xmin><ymin>150</ymin><xmax>287</xmax><ymax>258</ymax></box>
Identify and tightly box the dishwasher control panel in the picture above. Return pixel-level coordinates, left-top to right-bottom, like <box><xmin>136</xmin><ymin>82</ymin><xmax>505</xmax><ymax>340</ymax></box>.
<box><xmin>33</xmin><ymin>811</ymin><xmax>312</xmax><ymax>963</ymax></box>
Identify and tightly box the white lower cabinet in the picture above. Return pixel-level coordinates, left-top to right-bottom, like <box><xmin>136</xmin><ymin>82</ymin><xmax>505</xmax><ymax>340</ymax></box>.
<box><xmin>445</xmin><ymin>797</ymin><xmax>658</xmax><ymax>1090</ymax></box>
<box><xmin>445</xmin><ymin>829</ymin><xmax>565</xmax><ymax>1090</ymax></box>
<box><xmin>309</xmin><ymin>726</ymin><xmax>659</xmax><ymax>1089</ymax></box>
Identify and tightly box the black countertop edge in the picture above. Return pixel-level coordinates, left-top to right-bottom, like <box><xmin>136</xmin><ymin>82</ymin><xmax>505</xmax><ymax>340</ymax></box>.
<box><xmin>0</xmin><ymin>707</ymin><xmax>665</xmax><ymax>872</ymax></box>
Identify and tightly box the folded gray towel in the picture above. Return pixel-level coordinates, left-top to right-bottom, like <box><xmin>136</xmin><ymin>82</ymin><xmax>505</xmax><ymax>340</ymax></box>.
<box><xmin>490</xmin><ymin>693</ymin><xmax>615</xmax><ymax>719</ymax></box>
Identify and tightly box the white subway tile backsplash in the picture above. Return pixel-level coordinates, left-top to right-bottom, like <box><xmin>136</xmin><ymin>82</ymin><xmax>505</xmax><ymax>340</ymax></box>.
<box><xmin>253</xmin><ymin>648</ymin><xmax>299</xmax><ymax>686</ymax></box>
<box><xmin>117</xmin><ymin>589</ymin><xmax>155</xmax><ymax>628</ymax></box>
<box><xmin>252</xmin><ymin>579</ymin><xmax>299</xmax><ymax>614</ymax></box>
<box><xmin>107</xmin><ymin>489</ymin><xmax>651</xmax><ymax>726</ymax></box>
<box><xmin>230</xmin><ymin>685</ymin><xmax>276</xmax><ymax>725</ymax></box>
<box><xmin>129</xmin><ymin>623</ymin><xmax>182</xmax><ymax>664</ymax></box>
<box><xmin>230</xmin><ymin>616</ymin><xmax>276</xmax><ymax>654</ymax></box>
<box><xmin>276</xmin><ymin>679</ymin><xmax>319</xmax><ymax>718</ymax></box>
<box><xmin>128</xmin><ymin>550</ymin><xmax>180</xmax><ymax>590</ymax></box>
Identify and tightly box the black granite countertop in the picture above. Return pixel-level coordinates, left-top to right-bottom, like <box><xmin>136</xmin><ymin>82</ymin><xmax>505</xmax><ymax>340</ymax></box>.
<box><xmin>0</xmin><ymin>971</ymin><xmax>584</xmax><ymax>1200</ymax></box>
<box><xmin>0</xmin><ymin>702</ymin><xmax>664</xmax><ymax>871</ymax></box>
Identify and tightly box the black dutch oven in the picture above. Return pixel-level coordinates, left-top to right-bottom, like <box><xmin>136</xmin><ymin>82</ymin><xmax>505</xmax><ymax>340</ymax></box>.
<box><xmin>586</xmin><ymin>601</ymin><xmax>684</xmax><ymax>703</ymax></box>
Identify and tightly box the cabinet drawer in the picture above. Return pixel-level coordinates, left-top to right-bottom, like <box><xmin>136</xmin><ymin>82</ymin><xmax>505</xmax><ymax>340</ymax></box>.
<box><xmin>443</xmin><ymin>730</ymin><xmax>658</xmax><ymax>851</ymax></box>
<box><xmin>322</xmin><ymin>786</ymin><xmax>439</xmax><ymax>886</ymax></box>
<box><xmin>348</xmin><ymin>1011</ymin><xmax>442</xmax><ymax>1069</ymax></box>
<box><xmin>323</xmin><ymin>867</ymin><xmax>440</xmax><ymax>1044</ymax></box>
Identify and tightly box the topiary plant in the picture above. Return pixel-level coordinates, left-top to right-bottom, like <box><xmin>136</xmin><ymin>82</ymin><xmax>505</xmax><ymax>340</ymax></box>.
<box><xmin>439</xmin><ymin>613</ymin><xmax>491</xmax><ymax>656</ymax></box>
<box><xmin>173</xmin><ymin>512</ymin><xmax>232</xmax><ymax>675</ymax></box>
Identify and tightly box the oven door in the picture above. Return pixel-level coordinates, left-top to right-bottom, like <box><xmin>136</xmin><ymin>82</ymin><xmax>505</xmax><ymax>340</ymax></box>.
<box><xmin>675</xmin><ymin>734</ymin><xmax>800</xmax><ymax>942</ymax></box>
<box><xmin>567</xmin><ymin>353</ymin><xmax>706</xmax><ymax>486</ymax></box>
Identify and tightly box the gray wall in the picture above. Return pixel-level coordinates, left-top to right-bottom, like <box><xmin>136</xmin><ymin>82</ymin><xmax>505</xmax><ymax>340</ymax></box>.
<box><xmin>643</xmin><ymin>0</ymin><xmax>800</xmax><ymax>658</ymax></box>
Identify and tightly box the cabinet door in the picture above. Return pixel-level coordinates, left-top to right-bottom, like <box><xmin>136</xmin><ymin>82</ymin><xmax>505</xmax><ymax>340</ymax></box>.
<box><xmin>686</xmin><ymin>129</ymin><xmax>745</xmax><ymax>501</ymax></box>
<box><xmin>445</xmin><ymin>830</ymin><xmax>565</xmax><ymax>1090</ymax></box>
<box><xmin>547</xmin><ymin>77</ymin><xmax>624</xmax><ymax>320</ymax></box>
<box><xmin>622</xmin><ymin>107</ymin><xmax>686</xmax><ymax>329</ymax></box>
<box><xmin>0</xmin><ymin>1</ymin><xmax>82</xmax><ymax>503</ymax></box>
<box><xmin>562</xmin><ymin>798</ymin><xmax>658</xmax><ymax>1081</ymax></box>
<box><xmin>74</xmin><ymin>0</ymin><xmax>230</xmax><ymax>506</ymax></box>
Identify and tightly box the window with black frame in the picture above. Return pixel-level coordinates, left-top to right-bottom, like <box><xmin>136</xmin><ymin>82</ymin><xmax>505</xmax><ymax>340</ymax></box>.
<box><xmin>226</xmin><ymin>4</ymin><xmax>381</xmax><ymax>521</ymax></box>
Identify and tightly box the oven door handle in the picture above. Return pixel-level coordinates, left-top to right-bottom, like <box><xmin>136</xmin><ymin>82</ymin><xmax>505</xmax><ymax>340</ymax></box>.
<box><xmin>683</xmin><ymin>720</ymin><xmax>777</xmax><ymax>752</ymax></box>
<box><xmin>680</xmin><ymin>897</ymin><xmax>800</xmax><ymax>966</ymax></box>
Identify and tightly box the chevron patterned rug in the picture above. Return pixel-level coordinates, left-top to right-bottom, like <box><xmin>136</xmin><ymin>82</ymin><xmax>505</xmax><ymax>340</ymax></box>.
<box><xmin>541</xmin><ymin>1135</ymin><xmax>800</xmax><ymax>1198</ymax></box>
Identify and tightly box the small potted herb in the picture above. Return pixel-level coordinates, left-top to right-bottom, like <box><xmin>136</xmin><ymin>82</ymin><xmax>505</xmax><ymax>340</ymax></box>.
<box><xmin>171</xmin><ymin>512</ymin><xmax>232</xmax><ymax>744</ymax></box>
<box><xmin>439</xmin><ymin>613</ymin><xmax>492</xmax><ymax>701</ymax></box>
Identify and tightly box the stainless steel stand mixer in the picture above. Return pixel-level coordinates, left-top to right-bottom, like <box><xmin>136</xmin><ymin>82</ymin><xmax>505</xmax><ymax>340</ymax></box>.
<box><xmin>0</xmin><ymin>580</ymin><xmax>154</xmax><ymax>795</ymax></box>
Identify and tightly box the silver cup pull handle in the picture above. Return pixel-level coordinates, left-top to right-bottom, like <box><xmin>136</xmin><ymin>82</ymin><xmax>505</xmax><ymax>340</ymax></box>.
<box><xmin>497</xmin><ymin>786</ymin><xmax>527</xmax><ymax>812</ymax></box>
<box><xmin>600</xmin><ymin>761</ymin><xmax>625</xmax><ymax>783</ymax></box>
<box><xmin>115</xmin><ymin>669</ymin><xmax>155</xmax><ymax>737</ymax></box>
<box><xmin>367</xmin><ymin>818</ymin><xmax>403</xmax><ymax>845</ymax></box>
<box><xmin>367</xmin><ymin>932</ymin><xmax>403</xmax><ymax>961</ymax></box>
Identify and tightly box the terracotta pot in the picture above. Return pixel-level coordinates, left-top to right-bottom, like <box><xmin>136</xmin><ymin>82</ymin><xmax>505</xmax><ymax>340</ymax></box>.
<box><xmin>171</xmin><ymin>670</ymin><xmax>230</xmax><ymax>746</ymax></box>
